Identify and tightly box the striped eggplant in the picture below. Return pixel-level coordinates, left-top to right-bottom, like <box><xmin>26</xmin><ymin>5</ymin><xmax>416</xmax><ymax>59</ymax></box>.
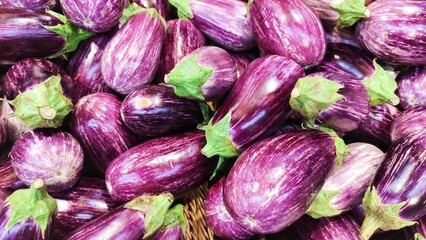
<box><xmin>404</xmin><ymin>215</ymin><xmax>425</xmax><ymax>240</ymax></box>
<box><xmin>120</xmin><ymin>85</ymin><xmax>203</xmax><ymax>137</ymax></box>
<box><xmin>10</xmin><ymin>130</ymin><xmax>84</xmax><ymax>193</ymax></box>
<box><xmin>230</xmin><ymin>52</ymin><xmax>256</xmax><ymax>78</ymax></box>
<box><xmin>0</xmin><ymin>160</ymin><xmax>25</xmax><ymax>192</ymax></box>
<box><xmin>306</xmin><ymin>143</ymin><xmax>385</xmax><ymax>218</ymax></box>
<box><xmin>325</xmin><ymin>27</ymin><xmax>362</xmax><ymax>49</ymax></box>
<box><xmin>169</xmin><ymin>0</ymin><xmax>255</xmax><ymax>52</ymax></box>
<box><xmin>223</xmin><ymin>130</ymin><xmax>338</xmax><ymax>234</ymax></box>
<box><xmin>390</xmin><ymin>107</ymin><xmax>426</xmax><ymax>143</ymax></box>
<box><xmin>248</xmin><ymin>0</ymin><xmax>326</xmax><ymax>67</ymax></box>
<box><xmin>51</xmin><ymin>177</ymin><xmax>119</xmax><ymax>239</ymax></box>
<box><xmin>134</xmin><ymin>0</ymin><xmax>171</xmax><ymax>20</ymax></box>
<box><xmin>0</xmin><ymin>7</ymin><xmax>93</xmax><ymax>65</ymax></box>
<box><xmin>397</xmin><ymin>66</ymin><xmax>426</xmax><ymax>110</ymax></box>
<box><xmin>205</xmin><ymin>177</ymin><xmax>255</xmax><ymax>239</ymax></box>
<box><xmin>0</xmin><ymin>99</ymin><xmax>30</xmax><ymax>143</ymax></box>
<box><xmin>0</xmin><ymin>0</ymin><xmax>57</xmax><ymax>11</ymax></box>
<box><xmin>164</xmin><ymin>46</ymin><xmax>237</xmax><ymax>102</ymax></box>
<box><xmin>0</xmin><ymin>179</ymin><xmax>56</xmax><ymax>240</ymax></box>
<box><xmin>360</xmin><ymin>130</ymin><xmax>426</xmax><ymax>239</ymax></box>
<box><xmin>65</xmin><ymin>194</ymin><xmax>173</xmax><ymax>240</ymax></box>
<box><xmin>0</xmin><ymin>188</ymin><xmax>7</xmax><ymax>205</ymax></box>
<box><xmin>355</xmin><ymin>0</ymin><xmax>426</xmax><ymax>66</ymax></box>
<box><xmin>149</xmin><ymin>204</ymin><xmax>186</xmax><ymax>240</ymax></box>
<box><xmin>106</xmin><ymin>130</ymin><xmax>216</xmax><ymax>202</ymax></box>
<box><xmin>70</xmin><ymin>93</ymin><xmax>139</xmax><ymax>175</ymax></box>
<box><xmin>156</xmin><ymin>19</ymin><xmax>205</xmax><ymax>83</ymax></box>
<box><xmin>101</xmin><ymin>7</ymin><xmax>166</xmax><ymax>95</ymax></box>
<box><xmin>201</xmin><ymin>55</ymin><xmax>304</xmax><ymax>158</ymax></box>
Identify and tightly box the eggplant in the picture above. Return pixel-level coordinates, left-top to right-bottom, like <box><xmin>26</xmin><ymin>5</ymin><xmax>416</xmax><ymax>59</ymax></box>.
<box><xmin>149</xmin><ymin>204</ymin><xmax>186</xmax><ymax>240</ymax></box>
<box><xmin>0</xmin><ymin>188</ymin><xmax>8</xmax><ymax>205</ymax></box>
<box><xmin>106</xmin><ymin>130</ymin><xmax>216</xmax><ymax>202</ymax></box>
<box><xmin>101</xmin><ymin>7</ymin><xmax>166</xmax><ymax>95</ymax></box>
<box><xmin>360</xmin><ymin>130</ymin><xmax>426</xmax><ymax>239</ymax></box>
<box><xmin>169</xmin><ymin>0</ymin><xmax>255</xmax><ymax>52</ymax></box>
<box><xmin>404</xmin><ymin>215</ymin><xmax>425</xmax><ymax>240</ymax></box>
<box><xmin>205</xmin><ymin>177</ymin><xmax>255</xmax><ymax>239</ymax></box>
<box><xmin>230</xmin><ymin>52</ymin><xmax>256</xmax><ymax>78</ymax></box>
<box><xmin>134</xmin><ymin>0</ymin><xmax>171</xmax><ymax>20</ymax></box>
<box><xmin>70</xmin><ymin>93</ymin><xmax>139</xmax><ymax>175</ymax></box>
<box><xmin>10</xmin><ymin>130</ymin><xmax>84</xmax><ymax>193</ymax></box>
<box><xmin>65</xmin><ymin>194</ymin><xmax>173</xmax><ymax>240</ymax></box>
<box><xmin>120</xmin><ymin>85</ymin><xmax>203</xmax><ymax>137</ymax></box>
<box><xmin>325</xmin><ymin>27</ymin><xmax>362</xmax><ymax>49</ymax></box>
<box><xmin>355</xmin><ymin>0</ymin><xmax>426</xmax><ymax>66</ymax></box>
<box><xmin>156</xmin><ymin>19</ymin><xmax>206</xmax><ymax>83</ymax></box>
<box><xmin>50</xmin><ymin>177</ymin><xmax>119</xmax><ymax>239</ymax></box>
<box><xmin>390</xmin><ymin>107</ymin><xmax>426</xmax><ymax>143</ymax></box>
<box><xmin>0</xmin><ymin>179</ymin><xmax>56</xmax><ymax>240</ymax></box>
<box><xmin>223</xmin><ymin>130</ymin><xmax>338</xmax><ymax>234</ymax></box>
<box><xmin>397</xmin><ymin>66</ymin><xmax>426</xmax><ymax>110</ymax></box>
<box><xmin>201</xmin><ymin>55</ymin><xmax>304</xmax><ymax>158</ymax></box>
<box><xmin>306</xmin><ymin>143</ymin><xmax>385</xmax><ymax>218</ymax></box>
<box><xmin>248</xmin><ymin>0</ymin><xmax>326</xmax><ymax>67</ymax></box>
<box><xmin>273</xmin><ymin>122</ymin><xmax>303</xmax><ymax>136</ymax></box>
<box><xmin>0</xmin><ymin>7</ymin><xmax>94</xmax><ymax>65</ymax></box>
<box><xmin>0</xmin><ymin>160</ymin><xmax>26</xmax><ymax>192</ymax></box>
<box><xmin>0</xmin><ymin>98</ymin><xmax>30</xmax><ymax>143</ymax></box>
<box><xmin>164</xmin><ymin>46</ymin><xmax>237</xmax><ymax>102</ymax></box>
<box><xmin>0</xmin><ymin>0</ymin><xmax>57</xmax><ymax>11</ymax></box>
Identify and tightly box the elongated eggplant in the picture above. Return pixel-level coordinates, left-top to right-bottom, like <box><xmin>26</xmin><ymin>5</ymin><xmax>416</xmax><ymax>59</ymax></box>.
<box><xmin>106</xmin><ymin>130</ymin><xmax>216</xmax><ymax>202</ymax></box>
<box><xmin>169</xmin><ymin>0</ymin><xmax>255</xmax><ymax>52</ymax></box>
<box><xmin>205</xmin><ymin>177</ymin><xmax>255</xmax><ymax>239</ymax></box>
<box><xmin>404</xmin><ymin>215</ymin><xmax>426</xmax><ymax>240</ymax></box>
<box><xmin>149</xmin><ymin>204</ymin><xmax>186</xmax><ymax>240</ymax></box>
<box><xmin>120</xmin><ymin>85</ymin><xmax>202</xmax><ymax>137</ymax></box>
<box><xmin>390</xmin><ymin>107</ymin><xmax>426</xmax><ymax>142</ymax></box>
<box><xmin>355</xmin><ymin>1</ymin><xmax>426</xmax><ymax>65</ymax></box>
<box><xmin>397</xmin><ymin>66</ymin><xmax>426</xmax><ymax>110</ymax></box>
<box><xmin>0</xmin><ymin>0</ymin><xmax>57</xmax><ymax>11</ymax></box>
<box><xmin>134</xmin><ymin>0</ymin><xmax>171</xmax><ymax>20</ymax></box>
<box><xmin>201</xmin><ymin>55</ymin><xmax>304</xmax><ymax>158</ymax></box>
<box><xmin>249</xmin><ymin>0</ymin><xmax>326</xmax><ymax>67</ymax></box>
<box><xmin>70</xmin><ymin>93</ymin><xmax>139</xmax><ymax>175</ymax></box>
<box><xmin>165</xmin><ymin>46</ymin><xmax>237</xmax><ymax>102</ymax></box>
<box><xmin>65</xmin><ymin>194</ymin><xmax>173</xmax><ymax>240</ymax></box>
<box><xmin>0</xmin><ymin>160</ymin><xmax>25</xmax><ymax>191</ymax></box>
<box><xmin>101</xmin><ymin>8</ymin><xmax>166</xmax><ymax>95</ymax></box>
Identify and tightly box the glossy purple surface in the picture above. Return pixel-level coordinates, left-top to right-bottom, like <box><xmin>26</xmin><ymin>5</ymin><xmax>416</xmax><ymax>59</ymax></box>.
<box><xmin>223</xmin><ymin>130</ymin><xmax>337</xmax><ymax>234</ymax></box>
<box><xmin>404</xmin><ymin>215</ymin><xmax>426</xmax><ymax>240</ymax></box>
<box><xmin>0</xmin><ymin>0</ymin><xmax>57</xmax><ymax>11</ymax></box>
<box><xmin>325</xmin><ymin>27</ymin><xmax>362</xmax><ymax>49</ymax></box>
<box><xmin>390</xmin><ymin>107</ymin><xmax>426</xmax><ymax>143</ymax></box>
<box><xmin>0</xmin><ymin>160</ymin><xmax>26</xmax><ymax>191</ymax></box>
<box><xmin>134</xmin><ymin>0</ymin><xmax>171</xmax><ymax>20</ymax></box>
<box><xmin>397</xmin><ymin>66</ymin><xmax>426</xmax><ymax>110</ymax></box>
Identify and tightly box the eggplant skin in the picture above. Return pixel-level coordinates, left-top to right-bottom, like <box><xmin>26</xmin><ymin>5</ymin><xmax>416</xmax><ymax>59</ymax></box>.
<box><xmin>150</xmin><ymin>226</ymin><xmax>184</xmax><ymax>240</ymax></box>
<box><xmin>390</xmin><ymin>107</ymin><xmax>426</xmax><ymax>143</ymax></box>
<box><xmin>0</xmin><ymin>0</ymin><xmax>57</xmax><ymax>11</ymax></box>
<box><xmin>397</xmin><ymin>66</ymin><xmax>426</xmax><ymax>110</ymax></box>
<box><xmin>0</xmin><ymin>160</ymin><xmax>26</xmax><ymax>191</ymax></box>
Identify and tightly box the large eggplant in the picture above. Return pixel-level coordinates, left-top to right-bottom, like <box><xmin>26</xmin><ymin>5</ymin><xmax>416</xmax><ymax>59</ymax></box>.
<box><xmin>70</xmin><ymin>93</ymin><xmax>139</xmax><ymax>175</ymax></box>
<box><xmin>390</xmin><ymin>107</ymin><xmax>426</xmax><ymax>143</ymax></box>
<box><xmin>0</xmin><ymin>0</ymin><xmax>57</xmax><ymax>11</ymax></box>
<box><xmin>0</xmin><ymin>160</ymin><xmax>25</xmax><ymax>192</ymax></box>
<box><xmin>397</xmin><ymin>66</ymin><xmax>426</xmax><ymax>110</ymax></box>
<box><xmin>355</xmin><ymin>0</ymin><xmax>426</xmax><ymax>65</ymax></box>
<box><xmin>249</xmin><ymin>0</ymin><xmax>326</xmax><ymax>67</ymax></box>
<box><xmin>404</xmin><ymin>215</ymin><xmax>426</xmax><ymax>240</ymax></box>
<box><xmin>106</xmin><ymin>130</ymin><xmax>216</xmax><ymax>202</ymax></box>
<box><xmin>169</xmin><ymin>0</ymin><xmax>255</xmax><ymax>52</ymax></box>
<box><xmin>223</xmin><ymin>130</ymin><xmax>337</xmax><ymax>234</ymax></box>
<box><xmin>201</xmin><ymin>55</ymin><xmax>304</xmax><ymax>158</ymax></box>
<box><xmin>149</xmin><ymin>204</ymin><xmax>186</xmax><ymax>240</ymax></box>
<box><xmin>101</xmin><ymin>7</ymin><xmax>166</xmax><ymax>95</ymax></box>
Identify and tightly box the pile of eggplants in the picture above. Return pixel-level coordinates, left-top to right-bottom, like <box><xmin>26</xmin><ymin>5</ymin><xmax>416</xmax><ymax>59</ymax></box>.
<box><xmin>0</xmin><ymin>0</ymin><xmax>425</xmax><ymax>239</ymax></box>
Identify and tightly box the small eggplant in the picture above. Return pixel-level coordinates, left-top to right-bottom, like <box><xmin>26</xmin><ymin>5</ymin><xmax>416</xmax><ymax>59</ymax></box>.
<box><xmin>390</xmin><ymin>107</ymin><xmax>426</xmax><ymax>143</ymax></box>
<box><xmin>149</xmin><ymin>204</ymin><xmax>186</xmax><ymax>240</ymax></box>
<box><xmin>0</xmin><ymin>160</ymin><xmax>26</xmax><ymax>192</ymax></box>
<box><xmin>397</xmin><ymin>66</ymin><xmax>426</xmax><ymax>110</ymax></box>
<box><xmin>0</xmin><ymin>0</ymin><xmax>57</xmax><ymax>11</ymax></box>
<box><xmin>404</xmin><ymin>215</ymin><xmax>426</xmax><ymax>240</ymax></box>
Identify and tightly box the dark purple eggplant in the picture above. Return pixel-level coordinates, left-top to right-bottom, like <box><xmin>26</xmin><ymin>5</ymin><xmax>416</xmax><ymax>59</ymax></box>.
<box><xmin>0</xmin><ymin>179</ymin><xmax>56</xmax><ymax>240</ymax></box>
<box><xmin>201</xmin><ymin>55</ymin><xmax>304</xmax><ymax>158</ymax></box>
<box><xmin>164</xmin><ymin>46</ymin><xmax>237</xmax><ymax>102</ymax></box>
<box><xmin>50</xmin><ymin>177</ymin><xmax>119</xmax><ymax>239</ymax></box>
<box><xmin>0</xmin><ymin>160</ymin><xmax>26</xmax><ymax>192</ymax></box>
<box><xmin>325</xmin><ymin>27</ymin><xmax>362</xmax><ymax>49</ymax></box>
<box><xmin>356</xmin><ymin>0</ymin><xmax>426</xmax><ymax>66</ymax></box>
<box><xmin>205</xmin><ymin>177</ymin><xmax>255</xmax><ymax>239</ymax></box>
<box><xmin>359</xmin><ymin>130</ymin><xmax>426</xmax><ymax>239</ymax></box>
<box><xmin>404</xmin><ymin>215</ymin><xmax>426</xmax><ymax>240</ymax></box>
<box><xmin>397</xmin><ymin>66</ymin><xmax>426</xmax><ymax>110</ymax></box>
<box><xmin>65</xmin><ymin>194</ymin><xmax>173</xmax><ymax>239</ymax></box>
<box><xmin>149</xmin><ymin>204</ymin><xmax>186</xmax><ymax>240</ymax></box>
<box><xmin>0</xmin><ymin>0</ymin><xmax>57</xmax><ymax>11</ymax></box>
<box><xmin>390</xmin><ymin>107</ymin><xmax>426</xmax><ymax>143</ymax></box>
<box><xmin>101</xmin><ymin>7</ymin><xmax>166</xmax><ymax>95</ymax></box>
<box><xmin>169</xmin><ymin>0</ymin><xmax>255</xmax><ymax>52</ymax></box>
<box><xmin>70</xmin><ymin>93</ymin><xmax>139</xmax><ymax>175</ymax></box>
<box><xmin>10</xmin><ymin>130</ymin><xmax>84</xmax><ymax>193</ymax></box>
<box><xmin>0</xmin><ymin>188</ymin><xmax>8</xmax><ymax>205</ymax></box>
<box><xmin>134</xmin><ymin>0</ymin><xmax>171</xmax><ymax>20</ymax></box>
<box><xmin>249</xmin><ymin>0</ymin><xmax>326</xmax><ymax>67</ymax></box>
<box><xmin>120</xmin><ymin>85</ymin><xmax>203</xmax><ymax>137</ymax></box>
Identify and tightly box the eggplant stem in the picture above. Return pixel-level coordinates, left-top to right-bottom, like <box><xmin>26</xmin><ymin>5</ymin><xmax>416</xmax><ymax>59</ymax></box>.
<box><xmin>39</xmin><ymin>106</ymin><xmax>57</xmax><ymax>120</ymax></box>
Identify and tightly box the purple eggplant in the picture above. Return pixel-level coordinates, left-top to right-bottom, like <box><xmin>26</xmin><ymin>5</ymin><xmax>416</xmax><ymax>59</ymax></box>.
<box><xmin>249</xmin><ymin>0</ymin><xmax>326</xmax><ymax>67</ymax></box>
<box><xmin>356</xmin><ymin>0</ymin><xmax>426</xmax><ymax>66</ymax></box>
<box><xmin>70</xmin><ymin>93</ymin><xmax>139</xmax><ymax>175</ymax></box>
<box><xmin>0</xmin><ymin>0</ymin><xmax>57</xmax><ymax>11</ymax></box>
<box><xmin>149</xmin><ymin>204</ymin><xmax>186</xmax><ymax>240</ymax></box>
<box><xmin>134</xmin><ymin>0</ymin><xmax>171</xmax><ymax>20</ymax></box>
<box><xmin>0</xmin><ymin>160</ymin><xmax>26</xmax><ymax>192</ymax></box>
<box><xmin>0</xmin><ymin>98</ymin><xmax>30</xmax><ymax>143</ymax></box>
<box><xmin>397</xmin><ymin>66</ymin><xmax>426</xmax><ymax>110</ymax></box>
<box><xmin>101</xmin><ymin>7</ymin><xmax>166</xmax><ymax>95</ymax></box>
<box><xmin>164</xmin><ymin>46</ymin><xmax>237</xmax><ymax>102</ymax></box>
<box><xmin>359</xmin><ymin>130</ymin><xmax>426</xmax><ymax>239</ymax></box>
<box><xmin>120</xmin><ymin>85</ymin><xmax>203</xmax><ymax>137</ymax></box>
<box><xmin>10</xmin><ymin>130</ymin><xmax>84</xmax><ymax>193</ymax></box>
<box><xmin>205</xmin><ymin>177</ymin><xmax>255</xmax><ymax>239</ymax></box>
<box><xmin>65</xmin><ymin>194</ymin><xmax>173</xmax><ymax>239</ymax></box>
<box><xmin>0</xmin><ymin>179</ymin><xmax>56</xmax><ymax>240</ymax></box>
<box><xmin>404</xmin><ymin>215</ymin><xmax>426</xmax><ymax>240</ymax></box>
<box><xmin>169</xmin><ymin>0</ymin><xmax>255</xmax><ymax>52</ymax></box>
<box><xmin>390</xmin><ymin>107</ymin><xmax>426</xmax><ymax>143</ymax></box>
<box><xmin>156</xmin><ymin>19</ymin><xmax>206</xmax><ymax>83</ymax></box>
<box><xmin>325</xmin><ymin>27</ymin><xmax>362</xmax><ymax>49</ymax></box>
<box><xmin>201</xmin><ymin>55</ymin><xmax>304</xmax><ymax>158</ymax></box>
<box><xmin>230</xmin><ymin>52</ymin><xmax>256</xmax><ymax>78</ymax></box>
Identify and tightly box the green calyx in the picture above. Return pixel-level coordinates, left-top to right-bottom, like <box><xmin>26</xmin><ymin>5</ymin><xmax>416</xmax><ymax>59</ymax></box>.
<box><xmin>162</xmin><ymin>204</ymin><xmax>187</xmax><ymax>234</ymax></box>
<box><xmin>120</xmin><ymin>4</ymin><xmax>167</xmax><ymax>30</ymax></box>
<box><xmin>124</xmin><ymin>193</ymin><xmax>174</xmax><ymax>239</ymax></box>
<box><xmin>362</xmin><ymin>59</ymin><xmax>400</xmax><ymax>106</ymax></box>
<box><xmin>319</xmin><ymin>127</ymin><xmax>350</xmax><ymax>168</ymax></box>
<box><xmin>247</xmin><ymin>0</ymin><xmax>254</xmax><ymax>14</ymax></box>
<box><xmin>198</xmin><ymin>102</ymin><xmax>214</xmax><ymax>127</ymax></box>
<box><xmin>43</xmin><ymin>10</ymin><xmax>94</xmax><ymax>59</ymax></box>
<box><xmin>360</xmin><ymin>186</ymin><xmax>417</xmax><ymax>240</ymax></box>
<box><xmin>331</xmin><ymin>0</ymin><xmax>368</xmax><ymax>28</ymax></box>
<box><xmin>415</xmin><ymin>233</ymin><xmax>426</xmax><ymax>240</ymax></box>
<box><xmin>165</xmin><ymin>54</ymin><xmax>214</xmax><ymax>101</ymax></box>
<box><xmin>169</xmin><ymin>0</ymin><xmax>193</xmax><ymax>19</ymax></box>
<box><xmin>10</xmin><ymin>75</ymin><xmax>73</xmax><ymax>129</ymax></box>
<box><xmin>5</xmin><ymin>179</ymin><xmax>57</xmax><ymax>239</ymax></box>
<box><xmin>289</xmin><ymin>77</ymin><xmax>344</xmax><ymax>127</ymax></box>
<box><xmin>210</xmin><ymin>156</ymin><xmax>226</xmax><ymax>180</ymax></box>
<box><xmin>306</xmin><ymin>189</ymin><xmax>342</xmax><ymax>219</ymax></box>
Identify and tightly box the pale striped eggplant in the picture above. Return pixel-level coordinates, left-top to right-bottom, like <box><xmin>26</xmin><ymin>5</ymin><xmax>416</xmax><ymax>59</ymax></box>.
<box><xmin>390</xmin><ymin>107</ymin><xmax>426</xmax><ymax>142</ymax></box>
<box><xmin>0</xmin><ymin>0</ymin><xmax>57</xmax><ymax>11</ymax></box>
<box><xmin>397</xmin><ymin>66</ymin><xmax>426</xmax><ymax>110</ymax></box>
